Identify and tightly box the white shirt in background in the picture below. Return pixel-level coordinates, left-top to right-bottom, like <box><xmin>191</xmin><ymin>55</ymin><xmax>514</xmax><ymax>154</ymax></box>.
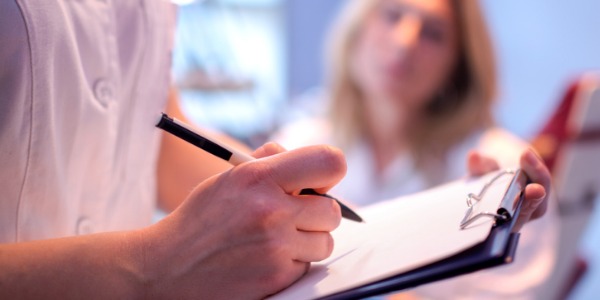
<box><xmin>274</xmin><ymin>117</ymin><xmax>558</xmax><ymax>299</ymax></box>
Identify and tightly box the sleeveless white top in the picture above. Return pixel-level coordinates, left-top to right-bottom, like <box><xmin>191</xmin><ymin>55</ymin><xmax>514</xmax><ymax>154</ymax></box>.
<box><xmin>0</xmin><ymin>0</ymin><xmax>175</xmax><ymax>242</ymax></box>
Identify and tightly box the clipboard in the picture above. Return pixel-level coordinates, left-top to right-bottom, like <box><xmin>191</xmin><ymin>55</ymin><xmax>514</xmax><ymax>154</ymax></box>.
<box><xmin>270</xmin><ymin>169</ymin><xmax>529</xmax><ymax>300</ymax></box>
<box><xmin>320</xmin><ymin>169</ymin><xmax>528</xmax><ymax>299</ymax></box>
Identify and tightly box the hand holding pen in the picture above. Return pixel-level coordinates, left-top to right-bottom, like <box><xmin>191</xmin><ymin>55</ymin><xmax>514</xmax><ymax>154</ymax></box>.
<box><xmin>152</xmin><ymin>116</ymin><xmax>350</xmax><ymax>298</ymax></box>
<box><xmin>156</xmin><ymin>113</ymin><xmax>363</xmax><ymax>223</ymax></box>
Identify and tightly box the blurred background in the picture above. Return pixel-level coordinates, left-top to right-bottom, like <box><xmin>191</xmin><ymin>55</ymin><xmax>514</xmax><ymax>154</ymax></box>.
<box><xmin>171</xmin><ymin>0</ymin><xmax>600</xmax><ymax>298</ymax></box>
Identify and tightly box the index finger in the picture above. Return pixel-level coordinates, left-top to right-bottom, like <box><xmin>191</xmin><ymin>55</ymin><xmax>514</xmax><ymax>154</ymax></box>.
<box><xmin>519</xmin><ymin>149</ymin><xmax>551</xmax><ymax>219</ymax></box>
<box><xmin>520</xmin><ymin>149</ymin><xmax>551</xmax><ymax>192</ymax></box>
<box><xmin>257</xmin><ymin>145</ymin><xmax>347</xmax><ymax>194</ymax></box>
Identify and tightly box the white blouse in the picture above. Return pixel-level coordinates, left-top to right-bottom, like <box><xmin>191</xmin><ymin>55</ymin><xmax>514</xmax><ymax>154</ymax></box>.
<box><xmin>274</xmin><ymin>117</ymin><xmax>558</xmax><ymax>299</ymax></box>
<box><xmin>0</xmin><ymin>0</ymin><xmax>175</xmax><ymax>242</ymax></box>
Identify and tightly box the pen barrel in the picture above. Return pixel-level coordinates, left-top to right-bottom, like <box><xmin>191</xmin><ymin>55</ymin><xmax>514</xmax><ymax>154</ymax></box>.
<box><xmin>228</xmin><ymin>151</ymin><xmax>255</xmax><ymax>166</ymax></box>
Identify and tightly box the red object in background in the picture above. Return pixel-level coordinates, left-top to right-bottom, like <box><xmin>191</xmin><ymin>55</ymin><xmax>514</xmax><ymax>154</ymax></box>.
<box><xmin>530</xmin><ymin>73</ymin><xmax>600</xmax><ymax>300</ymax></box>
<box><xmin>532</xmin><ymin>74</ymin><xmax>600</xmax><ymax>172</ymax></box>
<box><xmin>531</xmin><ymin>80</ymin><xmax>580</xmax><ymax>172</ymax></box>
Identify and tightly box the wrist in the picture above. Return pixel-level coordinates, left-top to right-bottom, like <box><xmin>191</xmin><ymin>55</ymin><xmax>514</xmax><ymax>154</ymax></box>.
<box><xmin>129</xmin><ymin>223</ymin><xmax>177</xmax><ymax>299</ymax></box>
<box><xmin>118</xmin><ymin>228</ymin><xmax>158</xmax><ymax>299</ymax></box>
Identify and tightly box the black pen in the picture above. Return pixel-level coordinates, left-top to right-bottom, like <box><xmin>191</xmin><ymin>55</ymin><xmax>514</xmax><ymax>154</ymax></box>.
<box><xmin>156</xmin><ymin>113</ymin><xmax>364</xmax><ymax>223</ymax></box>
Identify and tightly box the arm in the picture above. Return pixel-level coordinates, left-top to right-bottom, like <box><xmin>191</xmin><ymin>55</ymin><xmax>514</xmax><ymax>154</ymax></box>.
<box><xmin>0</xmin><ymin>145</ymin><xmax>346</xmax><ymax>299</ymax></box>
<box><xmin>157</xmin><ymin>88</ymin><xmax>252</xmax><ymax>212</ymax></box>
<box><xmin>0</xmin><ymin>232</ymin><xmax>145</xmax><ymax>298</ymax></box>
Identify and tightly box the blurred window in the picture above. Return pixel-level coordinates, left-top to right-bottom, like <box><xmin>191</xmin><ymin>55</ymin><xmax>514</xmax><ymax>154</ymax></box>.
<box><xmin>172</xmin><ymin>0</ymin><xmax>285</xmax><ymax>146</ymax></box>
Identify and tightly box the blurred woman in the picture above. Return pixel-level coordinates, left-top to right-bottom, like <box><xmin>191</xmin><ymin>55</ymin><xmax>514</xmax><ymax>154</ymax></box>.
<box><xmin>274</xmin><ymin>0</ymin><xmax>557</xmax><ymax>298</ymax></box>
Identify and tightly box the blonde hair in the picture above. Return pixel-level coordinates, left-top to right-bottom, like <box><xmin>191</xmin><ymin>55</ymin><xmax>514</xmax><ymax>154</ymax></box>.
<box><xmin>326</xmin><ymin>0</ymin><xmax>497</xmax><ymax>162</ymax></box>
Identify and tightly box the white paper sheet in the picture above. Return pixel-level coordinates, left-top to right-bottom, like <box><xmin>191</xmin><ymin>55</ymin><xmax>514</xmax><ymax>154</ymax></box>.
<box><xmin>270</xmin><ymin>170</ymin><xmax>516</xmax><ymax>299</ymax></box>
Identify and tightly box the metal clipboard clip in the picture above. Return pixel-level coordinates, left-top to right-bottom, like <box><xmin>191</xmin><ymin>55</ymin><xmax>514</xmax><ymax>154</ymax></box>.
<box><xmin>460</xmin><ymin>169</ymin><xmax>528</xmax><ymax>229</ymax></box>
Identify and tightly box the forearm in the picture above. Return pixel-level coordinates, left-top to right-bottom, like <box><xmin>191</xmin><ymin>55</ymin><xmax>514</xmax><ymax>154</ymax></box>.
<box><xmin>157</xmin><ymin>89</ymin><xmax>251</xmax><ymax>212</ymax></box>
<box><xmin>0</xmin><ymin>231</ymin><xmax>146</xmax><ymax>299</ymax></box>
<box><xmin>0</xmin><ymin>144</ymin><xmax>347</xmax><ymax>299</ymax></box>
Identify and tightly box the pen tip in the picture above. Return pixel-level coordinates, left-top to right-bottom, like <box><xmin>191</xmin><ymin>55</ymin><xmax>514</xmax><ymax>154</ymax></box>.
<box><xmin>343</xmin><ymin>212</ymin><xmax>364</xmax><ymax>223</ymax></box>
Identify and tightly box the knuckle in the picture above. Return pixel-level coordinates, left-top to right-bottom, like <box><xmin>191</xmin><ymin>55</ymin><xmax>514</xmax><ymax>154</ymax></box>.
<box><xmin>262</xmin><ymin>239</ymin><xmax>288</xmax><ymax>260</ymax></box>
<box><xmin>233</xmin><ymin>164</ymin><xmax>294</xmax><ymax>231</ymax></box>
<box><xmin>249</xmin><ymin>200</ymin><xmax>285</xmax><ymax>231</ymax></box>
<box><xmin>327</xmin><ymin>199</ymin><xmax>342</xmax><ymax>229</ymax></box>
<box><xmin>323</xmin><ymin>233</ymin><xmax>335</xmax><ymax>259</ymax></box>
<box><xmin>235</xmin><ymin>162</ymin><xmax>273</xmax><ymax>189</ymax></box>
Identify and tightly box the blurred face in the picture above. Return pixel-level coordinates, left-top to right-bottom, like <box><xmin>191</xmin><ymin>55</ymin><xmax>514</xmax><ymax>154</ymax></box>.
<box><xmin>350</xmin><ymin>0</ymin><xmax>459</xmax><ymax>113</ymax></box>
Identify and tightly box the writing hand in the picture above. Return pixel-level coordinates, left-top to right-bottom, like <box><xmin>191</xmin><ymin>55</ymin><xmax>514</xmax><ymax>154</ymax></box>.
<box><xmin>141</xmin><ymin>145</ymin><xmax>346</xmax><ymax>299</ymax></box>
